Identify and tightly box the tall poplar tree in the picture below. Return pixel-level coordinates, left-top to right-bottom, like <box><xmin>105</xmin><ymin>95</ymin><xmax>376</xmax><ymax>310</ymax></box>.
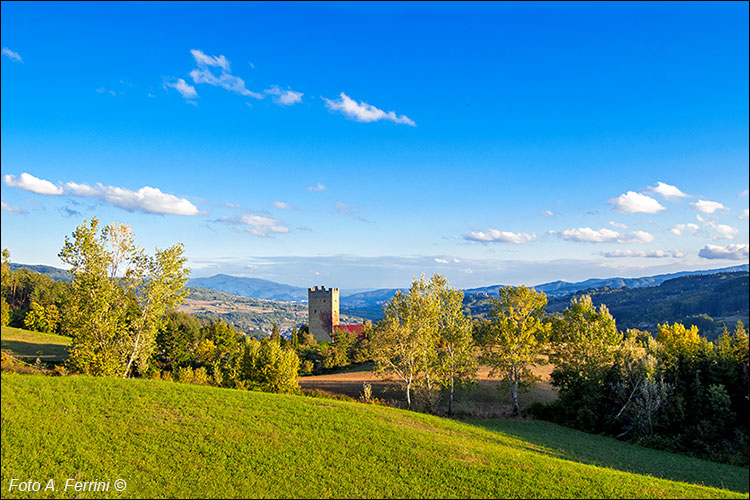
<box><xmin>482</xmin><ymin>286</ymin><xmax>550</xmax><ymax>416</ymax></box>
<box><xmin>371</xmin><ymin>275</ymin><xmax>439</xmax><ymax>409</ymax></box>
<box><xmin>431</xmin><ymin>274</ymin><xmax>476</xmax><ymax>416</ymax></box>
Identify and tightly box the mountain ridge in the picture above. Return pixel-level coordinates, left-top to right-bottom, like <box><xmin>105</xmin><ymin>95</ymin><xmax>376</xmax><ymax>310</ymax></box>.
<box><xmin>9</xmin><ymin>261</ymin><xmax>748</xmax><ymax>304</ymax></box>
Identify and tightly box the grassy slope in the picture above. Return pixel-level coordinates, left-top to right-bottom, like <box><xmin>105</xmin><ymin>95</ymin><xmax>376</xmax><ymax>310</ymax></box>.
<box><xmin>1</xmin><ymin>326</ymin><xmax>70</xmax><ymax>363</ymax></box>
<box><xmin>469</xmin><ymin>420</ymin><xmax>748</xmax><ymax>494</ymax></box>
<box><xmin>2</xmin><ymin>374</ymin><xmax>747</xmax><ymax>499</ymax></box>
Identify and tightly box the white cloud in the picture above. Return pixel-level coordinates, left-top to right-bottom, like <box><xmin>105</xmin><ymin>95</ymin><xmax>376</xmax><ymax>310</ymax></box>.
<box><xmin>189</xmin><ymin>49</ymin><xmax>262</xmax><ymax>99</ymax></box>
<box><xmin>190</xmin><ymin>49</ymin><xmax>230</xmax><ymax>71</ymax></box>
<box><xmin>217</xmin><ymin>214</ymin><xmax>290</xmax><ymax>237</ymax></box>
<box><xmin>648</xmin><ymin>181</ymin><xmax>690</xmax><ymax>199</ymax></box>
<box><xmin>273</xmin><ymin>201</ymin><xmax>293</xmax><ymax>210</ymax></box>
<box><xmin>434</xmin><ymin>258</ymin><xmax>449</xmax><ymax>264</ymax></box>
<box><xmin>464</xmin><ymin>229</ymin><xmax>536</xmax><ymax>244</ymax></box>
<box><xmin>307</xmin><ymin>183</ymin><xmax>326</xmax><ymax>192</ymax></box>
<box><xmin>694</xmin><ymin>215</ymin><xmax>739</xmax><ymax>240</ymax></box>
<box><xmin>453</xmin><ymin>258</ymin><xmax>461</xmax><ymax>263</ymax></box>
<box><xmin>691</xmin><ymin>199</ymin><xmax>726</xmax><ymax>214</ymax></box>
<box><xmin>698</xmin><ymin>244</ymin><xmax>749</xmax><ymax>261</ymax></box>
<box><xmin>603</xmin><ymin>249</ymin><xmax>685</xmax><ymax>258</ymax></box>
<box><xmin>323</xmin><ymin>92</ymin><xmax>415</xmax><ymax>126</ymax></box>
<box><xmin>740</xmin><ymin>189</ymin><xmax>749</xmax><ymax>197</ymax></box>
<box><xmin>608</xmin><ymin>191</ymin><xmax>666</xmax><ymax>214</ymax></box>
<box><xmin>2</xmin><ymin>47</ymin><xmax>22</xmax><ymax>63</ymax></box>
<box><xmin>167</xmin><ymin>78</ymin><xmax>198</xmax><ymax>100</ymax></box>
<box><xmin>554</xmin><ymin>227</ymin><xmax>621</xmax><ymax>243</ymax></box>
<box><xmin>609</xmin><ymin>221</ymin><xmax>628</xmax><ymax>229</ymax></box>
<box><xmin>552</xmin><ymin>227</ymin><xmax>653</xmax><ymax>243</ymax></box>
<box><xmin>628</xmin><ymin>230</ymin><xmax>655</xmax><ymax>243</ymax></box>
<box><xmin>265</xmin><ymin>86</ymin><xmax>303</xmax><ymax>106</ymax></box>
<box><xmin>190</xmin><ymin>68</ymin><xmax>262</xmax><ymax>98</ymax></box>
<box><xmin>3</xmin><ymin>173</ymin><xmax>63</xmax><ymax>195</ymax></box>
<box><xmin>740</xmin><ymin>209</ymin><xmax>749</xmax><ymax>220</ymax></box>
<box><xmin>1</xmin><ymin>201</ymin><xmax>26</xmax><ymax>214</ymax></box>
<box><xmin>63</xmin><ymin>181</ymin><xmax>199</xmax><ymax>215</ymax></box>
<box><xmin>714</xmin><ymin>224</ymin><xmax>739</xmax><ymax>240</ymax></box>
<box><xmin>670</xmin><ymin>223</ymin><xmax>700</xmax><ymax>236</ymax></box>
<box><xmin>541</xmin><ymin>210</ymin><xmax>555</xmax><ymax>217</ymax></box>
<box><xmin>64</xmin><ymin>181</ymin><xmax>99</xmax><ymax>197</ymax></box>
<box><xmin>2</xmin><ymin>175</ymin><xmax>194</xmax><ymax>217</ymax></box>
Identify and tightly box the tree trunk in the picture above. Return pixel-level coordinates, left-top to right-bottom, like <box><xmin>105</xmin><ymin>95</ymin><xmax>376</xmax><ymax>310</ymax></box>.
<box><xmin>449</xmin><ymin>375</ymin><xmax>454</xmax><ymax>417</ymax></box>
<box><xmin>511</xmin><ymin>369</ymin><xmax>519</xmax><ymax>416</ymax></box>
<box><xmin>122</xmin><ymin>329</ymin><xmax>142</xmax><ymax>378</ymax></box>
<box><xmin>406</xmin><ymin>381</ymin><xmax>412</xmax><ymax>409</ymax></box>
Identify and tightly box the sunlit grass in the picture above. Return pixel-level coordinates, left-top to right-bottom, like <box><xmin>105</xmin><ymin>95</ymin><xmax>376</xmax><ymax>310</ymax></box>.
<box><xmin>1</xmin><ymin>326</ymin><xmax>70</xmax><ymax>363</ymax></box>
<box><xmin>2</xmin><ymin>373</ymin><xmax>747</xmax><ymax>499</ymax></box>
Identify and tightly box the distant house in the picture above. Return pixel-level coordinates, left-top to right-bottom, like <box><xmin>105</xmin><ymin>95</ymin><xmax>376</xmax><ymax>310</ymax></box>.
<box><xmin>333</xmin><ymin>324</ymin><xmax>367</xmax><ymax>338</ymax></box>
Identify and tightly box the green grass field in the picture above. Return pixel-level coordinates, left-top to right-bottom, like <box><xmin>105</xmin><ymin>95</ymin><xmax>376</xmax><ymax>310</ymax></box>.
<box><xmin>2</xmin><ymin>373</ymin><xmax>747</xmax><ymax>499</ymax></box>
<box><xmin>1</xmin><ymin>326</ymin><xmax>71</xmax><ymax>363</ymax></box>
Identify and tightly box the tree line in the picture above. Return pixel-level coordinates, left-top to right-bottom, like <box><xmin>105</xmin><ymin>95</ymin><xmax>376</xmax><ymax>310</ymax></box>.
<box><xmin>368</xmin><ymin>275</ymin><xmax>748</xmax><ymax>465</ymax></box>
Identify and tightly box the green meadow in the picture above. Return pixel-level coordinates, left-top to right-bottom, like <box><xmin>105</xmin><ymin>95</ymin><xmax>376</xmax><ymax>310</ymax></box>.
<box><xmin>2</xmin><ymin>373</ymin><xmax>747</xmax><ymax>499</ymax></box>
<box><xmin>1</xmin><ymin>326</ymin><xmax>70</xmax><ymax>363</ymax></box>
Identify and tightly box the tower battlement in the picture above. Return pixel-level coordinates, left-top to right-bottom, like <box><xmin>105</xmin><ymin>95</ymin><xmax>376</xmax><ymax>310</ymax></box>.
<box><xmin>308</xmin><ymin>285</ymin><xmax>340</xmax><ymax>293</ymax></box>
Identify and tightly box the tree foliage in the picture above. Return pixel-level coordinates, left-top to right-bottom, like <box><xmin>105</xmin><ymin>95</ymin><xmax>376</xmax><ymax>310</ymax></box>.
<box><xmin>533</xmin><ymin>294</ymin><xmax>749</xmax><ymax>465</ymax></box>
<box><xmin>371</xmin><ymin>274</ymin><xmax>476</xmax><ymax>411</ymax></box>
<box><xmin>240</xmin><ymin>339</ymin><xmax>299</xmax><ymax>393</ymax></box>
<box><xmin>431</xmin><ymin>275</ymin><xmax>476</xmax><ymax>415</ymax></box>
<box><xmin>58</xmin><ymin>218</ymin><xmax>189</xmax><ymax>377</ymax></box>
<box><xmin>482</xmin><ymin>286</ymin><xmax>549</xmax><ymax>415</ymax></box>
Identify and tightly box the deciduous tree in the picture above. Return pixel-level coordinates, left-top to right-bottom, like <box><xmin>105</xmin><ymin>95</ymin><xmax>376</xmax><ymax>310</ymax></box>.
<box><xmin>59</xmin><ymin>218</ymin><xmax>189</xmax><ymax>377</ymax></box>
<box><xmin>482</xmin><ymin>286</ymin><xmax>549</xmax><ymax>415</ymax></box>
<box><xmin>371</xmin><ymin>275</ymin><xmax>440</xmax><ymax>409</ymax></box>
<box><xmin>431</xmin><ymin>275</ymin><xmax>476</xmax><ymax>416</ymax></box>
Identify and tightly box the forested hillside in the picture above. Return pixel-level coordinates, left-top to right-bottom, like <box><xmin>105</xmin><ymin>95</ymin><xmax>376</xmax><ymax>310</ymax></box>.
<box><xmin>547</xmin><ymin>271</ymin><xmax>749</xmax><ymax>339</ymax></box>
<box><xmin>187</xmin><ymin>274</ymin><xmax>309</xmax><ymax>301</ymax></box>
<box><xmin>465</xmin><ymin>271</ymin><xmax>748</xmax><ymax>339</ymax></box>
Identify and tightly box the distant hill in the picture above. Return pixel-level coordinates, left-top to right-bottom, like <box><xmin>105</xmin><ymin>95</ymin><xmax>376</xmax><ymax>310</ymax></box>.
<box><xmin>463</xmin><ymin>271</ymin><xmax>749</xmax><ymax>340</ymax></box>
<box><xmin>180</xmin><ymin>286</ymin><xmax>307</xmax><ymax>335</ymax></box>
<box><xmin>187</xmin><ymin>275</ymin><xmax>375</xmax><ymax>301</ymax></box>
<box><xmin>179</xmin><ymin>287</ymin><xmax>363</xmax><ymax>335</ymax></box>
<box><xmin>546</xmin><ymin>271</ymin><xmax>749</xmax><ymax>339</ymax></box>
<box><xmin>340</xmin><ymin>265</ymin><xmax>749</xmax><ymax>320</ymax></box>
<box><xmin>464</xmin><ymin>264</ymin><xmax>749</xmax><ymax>298</ymax></box>
<box><xmin>187</xmin><ymin>274</ymin><xmax>309</xmax><ymax>301</ymax></box>
<box><xmin>8</xmin><ymin>263</ymin><xmax>72</xmax><ymax>282</ymax></box>
<box><xmin>339</xmin><ymin>288</ymin><xmax>408</xmax><ymax>319</ymax></box>
<box><xmin>14</xmin><ymin>262</ymin><xmax>747</xmax><ymax>303</ymax></box>
<box><xmin>9</xmin><ymin>261</ymin><xmax>748</xmax><ymax>332</ymax></box>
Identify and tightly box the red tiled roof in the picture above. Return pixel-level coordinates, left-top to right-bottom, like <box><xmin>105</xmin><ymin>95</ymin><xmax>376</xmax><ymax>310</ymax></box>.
<box><xmin>334</xmin><ymin>324</ymin><xmax>366</xmax><ymax>333</ymax></box>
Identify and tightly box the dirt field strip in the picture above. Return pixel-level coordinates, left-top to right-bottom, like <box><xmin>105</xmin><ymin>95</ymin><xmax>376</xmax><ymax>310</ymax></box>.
<box><xmin>299</xmin><ymin>363</ymin><xmax>557</xmax><ymax>415</ymax></box>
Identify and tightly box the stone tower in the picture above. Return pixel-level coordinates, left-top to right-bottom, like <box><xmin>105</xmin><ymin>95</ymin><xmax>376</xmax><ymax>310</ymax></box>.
<box><xmin>308</xmin><ymin>286</ymin><xmax>339</xmax><ymax>342</ymax></box>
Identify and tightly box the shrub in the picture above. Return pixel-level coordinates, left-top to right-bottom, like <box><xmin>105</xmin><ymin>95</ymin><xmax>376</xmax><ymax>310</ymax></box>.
<box><xmin>240</xmin><ymin>339</ymin><xmax>300</xmax><ymax>393</ymax></box>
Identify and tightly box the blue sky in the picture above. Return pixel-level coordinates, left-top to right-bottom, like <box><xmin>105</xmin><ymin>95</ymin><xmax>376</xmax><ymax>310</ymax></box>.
<box><xmin>1</xmin><ymin>1</ymin><xmax>748</xmax><ymax>288</ymax></box>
